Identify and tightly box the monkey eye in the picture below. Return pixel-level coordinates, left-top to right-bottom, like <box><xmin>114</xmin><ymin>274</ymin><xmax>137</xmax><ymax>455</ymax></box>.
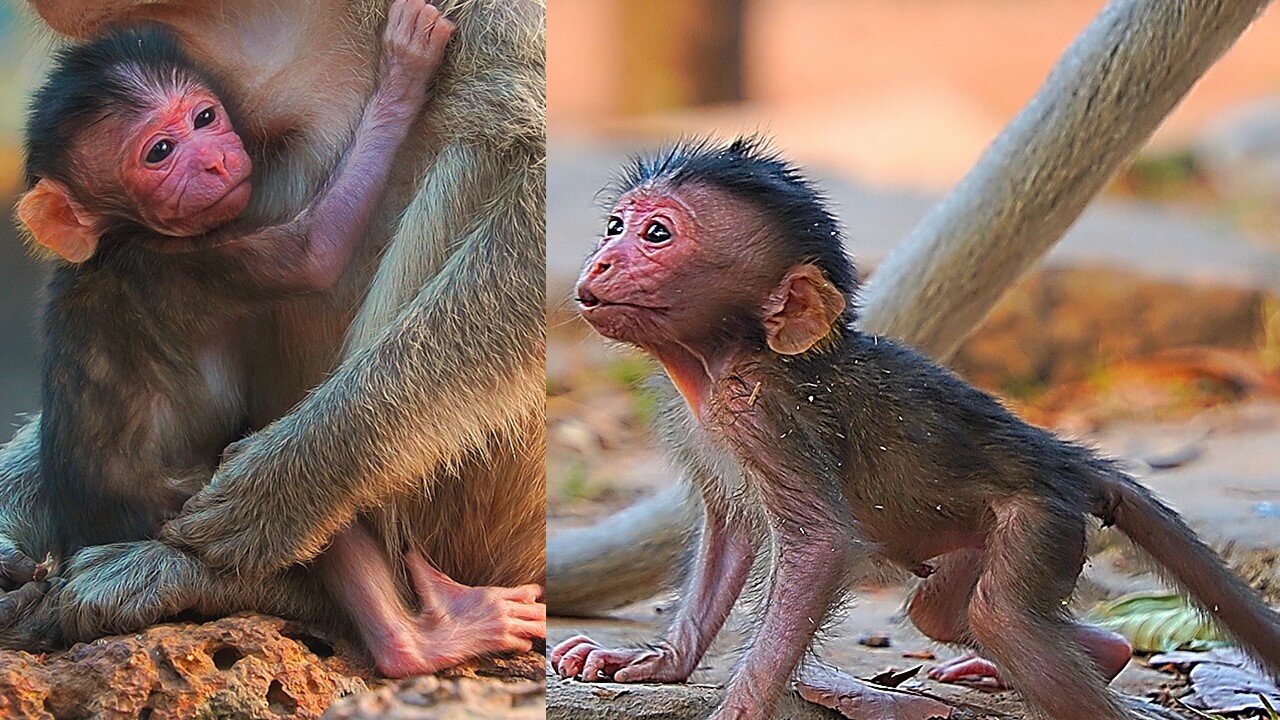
<box><xmin>194</xmin><ymin>107</ymin><xmax>216</xmax><ymax>129</ymax></box>
<box><xmin>605</xmin><ymin>215</ymin><xmax>623</xmax><ymax>236</ymax></box>
<box><xmin>643</xmin><ymin>221</ymin><xmax>672</xmax><ymax>244</ymax></box>
<box><xmin>145</xmin><ymin>139</ymin><xmax>175</xmax><ymax>164</ymax></box>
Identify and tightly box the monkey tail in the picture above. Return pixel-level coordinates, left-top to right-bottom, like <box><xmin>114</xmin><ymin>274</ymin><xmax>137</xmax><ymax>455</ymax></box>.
<box><xmin>1091</xmin><ymin>468</ymin><xmax>1280</xmax><ymax>675</ymax></box>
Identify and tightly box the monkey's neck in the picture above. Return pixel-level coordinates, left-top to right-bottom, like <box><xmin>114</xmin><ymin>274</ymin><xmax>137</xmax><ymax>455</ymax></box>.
<box><xmin>651</xmin><ymin>341</ymin><xmax>744</xmax><ymax>421</ymax></box>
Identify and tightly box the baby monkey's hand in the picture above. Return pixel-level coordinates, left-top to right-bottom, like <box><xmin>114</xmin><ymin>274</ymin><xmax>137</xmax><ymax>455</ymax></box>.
<box><xmin>379</xmin><ymin>0</ymin><xmax>455</xmax><ymax>106</ymax></box>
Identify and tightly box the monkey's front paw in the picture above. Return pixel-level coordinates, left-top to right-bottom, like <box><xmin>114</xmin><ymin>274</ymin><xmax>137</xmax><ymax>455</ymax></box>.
<box><xmin>54</xmin><ymin>541</ymin><xmax>201</xmax><ymax>642</ymax></box>
<box><xmin>550</xmin><ymin>635</ymin><xmax>692</xmax><ymax>683</ymax></box>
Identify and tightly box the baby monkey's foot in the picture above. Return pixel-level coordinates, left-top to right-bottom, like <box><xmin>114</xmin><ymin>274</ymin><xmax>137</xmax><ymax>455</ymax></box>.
<box><xmin>796</xmin><ymin>664</ymin><xmax>953</xmax><ymax>720</ymax></box>
<box><xmin>550</xmin><ymin>635</ymin><xmax>693</xmax><ymax>683</ymax></box>
<box><xmin>370</xmin><ymin>550</ymin><xmax>544</xmax><ymax>679</ymax></box>
<box><xmin>927</xmin><ymin>653</ymin><xmax>1007</xmax><ymax>688</ymax></box>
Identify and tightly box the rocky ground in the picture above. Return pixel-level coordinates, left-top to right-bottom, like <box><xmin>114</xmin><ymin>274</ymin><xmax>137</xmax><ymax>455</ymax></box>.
<box><xmin>0</xmin><ymin>615</ymin><xmax>544</xmax><ymax>719</ymax></box>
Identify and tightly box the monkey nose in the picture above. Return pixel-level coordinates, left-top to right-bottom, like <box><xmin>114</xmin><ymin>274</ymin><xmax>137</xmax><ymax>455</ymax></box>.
<box><xmin>590</xmin><ymin>258</ymin><xmax>612</xmax><ymax>277</ymax></box>
<box><xmin>204</xmin><ymin>152</ymin><xmax>230</xmax><ymax>178</ymax></box>
<box><xmin>577</xmin><ymin>286</ymin><xmax>601</xmax><ymax>308</ymax></box>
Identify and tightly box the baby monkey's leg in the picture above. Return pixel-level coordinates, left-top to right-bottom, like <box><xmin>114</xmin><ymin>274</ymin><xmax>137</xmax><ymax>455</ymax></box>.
<box><xmin>965</xmin><ymin>499</ymin><xmax>1129</xmax><ymax>720</ymax></box>
<box><xmin>909</xmin><ymin>549</ymin><xmax>1131</xmax><ymax>690</ymax></box>
<box><xmin>319</xmin><ymin>524</ymin><xmax>544</xmax><ymax>678</ymax></box>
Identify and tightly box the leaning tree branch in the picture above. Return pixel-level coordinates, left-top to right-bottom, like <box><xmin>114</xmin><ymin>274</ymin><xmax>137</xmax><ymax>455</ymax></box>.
<box><xmin>547</xmin><ymin>0</ymin><xmax>1274</xmax><ymax>617</ymax></box>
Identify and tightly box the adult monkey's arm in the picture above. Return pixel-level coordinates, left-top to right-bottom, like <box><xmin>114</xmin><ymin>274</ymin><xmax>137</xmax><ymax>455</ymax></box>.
<box><xmin>163</xmin><ymin>143</ymin><xmax>547</xmax><ymax>577</ymax></box>
<box><xmin>547</xmin><ymin>0</ymin><xmax>1273</xmax><ymax>616</ymax></box>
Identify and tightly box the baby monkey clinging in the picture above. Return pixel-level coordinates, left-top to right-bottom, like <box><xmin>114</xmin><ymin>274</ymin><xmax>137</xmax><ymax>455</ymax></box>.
<box><xmin>553</xmin><ymin>137</ymin><xmax>1280</xmax><ymax>720</ymax></box>
<box><xmin>7</xmin><ymin>4</ymin><xmax>541</xmax><ymax>674</ymax></box>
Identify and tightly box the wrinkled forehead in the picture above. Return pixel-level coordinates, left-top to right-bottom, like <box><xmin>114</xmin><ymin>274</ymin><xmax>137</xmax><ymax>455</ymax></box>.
<box><xmin>613</xmin><ymin>182</ymin><xmax>772</xmax><ymax>236</ymax></box>
<box><xmin>105</xmin><ymin>61</ymin><xmax>210</xmax><ymax>109</ymax></box>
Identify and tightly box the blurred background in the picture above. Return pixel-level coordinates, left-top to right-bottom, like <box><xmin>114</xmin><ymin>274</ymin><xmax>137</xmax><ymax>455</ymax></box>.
<box><xmin>547</xmin><ymin>3</ymin><xmax>1280</xmax><ymax>713</ymax></box>
<box><xmin>0</xmin><ymin>3</ymin><xmax>50</xmax><ymax>428</ymax></box>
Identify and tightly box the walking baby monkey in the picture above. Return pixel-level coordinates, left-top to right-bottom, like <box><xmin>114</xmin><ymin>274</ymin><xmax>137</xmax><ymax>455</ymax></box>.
<box><xmin>552</xmin><ymin>138</ymin><xmax>1280</xmax><ymax>720</ymax></box>
<box><xmin>15</xmin><ymin>2</ymin><xmax>540</xmax><ymax>674</ymax></box>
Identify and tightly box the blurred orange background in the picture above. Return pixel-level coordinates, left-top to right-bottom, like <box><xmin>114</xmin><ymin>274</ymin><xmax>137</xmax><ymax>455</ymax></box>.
<box><xmin>549</xmin><ymin>0</ymin><xmax>1280</xmax><ymax>189</ymax></box>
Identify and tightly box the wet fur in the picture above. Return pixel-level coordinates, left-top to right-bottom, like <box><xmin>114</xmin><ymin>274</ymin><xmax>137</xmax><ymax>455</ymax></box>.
<box><xmin>591</xmin><ymin>138</ymin><xmax>1280</xmax><ymax>720</ymax></box>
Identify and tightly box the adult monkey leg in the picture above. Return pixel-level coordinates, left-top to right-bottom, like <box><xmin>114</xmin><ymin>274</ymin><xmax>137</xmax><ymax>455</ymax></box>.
<box><xmin>45</xmin><ymin>141</ymin><xmax>549</xmax><ymax>640</ymax></box>
<box><xmin>547</xmin><ymin>0</ymin><xmax>1274</xmax><ymax>616</ymax></box>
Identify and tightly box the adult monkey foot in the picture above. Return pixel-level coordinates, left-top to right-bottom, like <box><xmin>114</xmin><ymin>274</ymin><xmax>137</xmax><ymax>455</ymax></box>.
<box><xmin>0</xmin><ymin>541</ymin><xmax>198</xmax><ymax>651</ymax></box>
<box><xmin>796</xmin><ymin>664</ymin><xmax>953</xmax><ymax>720</ymax></box>
<box><xmin>370</xmin><ymin>551</ymin><xmax>545</xmax><ymax>678</ymax></box>
<box><xmin>41</xmin><ymin>541</ymin><xmax>203</xmax><ymax>643</ymax></box>
<box><xmin>0</xmin><ymin>581</ymin><xmax>57</xmax><ymax>650</ymax></box>
<box><xmin>0</xmin><ymin>535</ymin><xmax>41</xmax><ymax>591</ymax></box>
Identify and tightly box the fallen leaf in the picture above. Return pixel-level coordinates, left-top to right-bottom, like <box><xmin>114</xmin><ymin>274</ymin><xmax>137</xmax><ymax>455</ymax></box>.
<box><xmin>869</xmin><ymin>665</ymin><xmax>922</xmax><ymax>688</ymax></box>
<box><xmin>1089</xmin><ymin>592</ymin><xmax>1226</xmax><ymax>652</ymax></box>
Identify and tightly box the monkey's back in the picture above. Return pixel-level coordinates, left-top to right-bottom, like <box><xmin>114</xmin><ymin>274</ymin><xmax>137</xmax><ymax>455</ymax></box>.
<box><xmin>39</xmin><ymin>242</ymin><xmax>256</xmax><ymax>557</ymax></box>
<box><xmin>739</xmin><ymin>329</ymin><xmax>1115</xmax><ymax>550</ymax></box>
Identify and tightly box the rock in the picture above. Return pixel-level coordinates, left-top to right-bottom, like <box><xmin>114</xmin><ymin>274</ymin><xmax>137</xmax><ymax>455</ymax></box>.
<box><xmin>0</xmin><ymin>614</ymin><xmax>369</xmax><ymax>720</ymax></box>
<box><xmin>856</xmin><ymin>632</ymin><xmax>892</xmax><ymax>648</ymax></box>
<box><xmin>323</xmin><ymin>677</ymin><xmax>544</xmax><ymax>720</ymax></box>
<box><xmin>0</xmin><ymin>614</ymin><xmax>547</xmax><ymax>720</ymax></box>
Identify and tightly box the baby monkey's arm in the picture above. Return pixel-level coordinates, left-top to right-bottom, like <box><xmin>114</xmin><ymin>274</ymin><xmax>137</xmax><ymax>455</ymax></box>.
<box><xmin>209</xmin><ymin>0</ymin><xmax>454</xmax><ymax>294</ymax></box>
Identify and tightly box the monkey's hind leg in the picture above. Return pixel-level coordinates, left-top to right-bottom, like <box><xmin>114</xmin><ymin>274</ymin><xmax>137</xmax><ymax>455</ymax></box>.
<box><xmin>967</xmin><ymin>499</ymin><xmax>1128</xmax><ymax>720</ymax></box>
<box><xmin>908</xmin><ymin>549</ymin><xmax>1131</xmax><ymax>691</ymax></box>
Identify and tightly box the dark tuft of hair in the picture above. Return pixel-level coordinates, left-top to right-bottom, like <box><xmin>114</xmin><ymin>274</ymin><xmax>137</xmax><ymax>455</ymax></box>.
<box><xmin>23</xmin><ymin>25</ymin><xmax>222</xmax><ymax>188</ymax></box>
<box><xmin>611</xmin><ymin>135</ymin><xmax>858</xmax><ymax>301</ymax></box>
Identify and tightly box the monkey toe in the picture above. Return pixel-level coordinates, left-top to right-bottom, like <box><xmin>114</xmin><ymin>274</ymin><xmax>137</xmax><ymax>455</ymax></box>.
<box><xmin>550</xmin><ymin>634</ymin><xmax>595</xmax><ymax>667</ymax></box>
<box><xmin>554</xmin><ymin>640</ymin><xmax>598</xmax><ymax>678</ymax></box>
<box><xmin>927</xmin><ymin>654</ymin><xmax>1007</xmax><ymax>688</ymax></box>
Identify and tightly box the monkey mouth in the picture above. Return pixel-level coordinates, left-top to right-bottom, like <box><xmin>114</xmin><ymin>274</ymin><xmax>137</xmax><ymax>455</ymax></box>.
<box><xmin>576</xmin><ymin>291</ymin><xmax>666</xmax><ymax>315</ymax></box>
<box><xmin>203</xmin><ymin>178</ymin><xmax>252</xmax><ymax>214</ymax></box>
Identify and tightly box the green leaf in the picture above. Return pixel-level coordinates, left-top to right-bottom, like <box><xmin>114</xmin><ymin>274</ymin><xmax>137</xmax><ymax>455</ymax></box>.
<box><xmin>1087</xmin><ymin>592</ymin><xmax>1227</xmax><ymax>653</ymax></box>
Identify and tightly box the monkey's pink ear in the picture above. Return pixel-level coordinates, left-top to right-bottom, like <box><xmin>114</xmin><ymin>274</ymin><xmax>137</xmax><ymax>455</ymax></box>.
<box><xmin>16</xmin><ymin>179</ymin><xmax>99</xmax><ymax>263</ymax></box>
<box><xmin>763</xmin><ymin>264</ymin><xmax>847</xmax><ymax>355</ymax></box>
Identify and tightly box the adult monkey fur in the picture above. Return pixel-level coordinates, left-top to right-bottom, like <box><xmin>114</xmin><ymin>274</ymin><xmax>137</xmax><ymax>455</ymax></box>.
<box><xmin>551</xmin><ymin>138</ymin><xmax>1280</xmax><ymax>720</ymax></box>
<box><xmin>0</xmin><ymin>0</ymin><xmax>547</xmax><ymax>654</ymax></box>
<box><xmin>546</xmin><ymin>0</ymin><xmax>1276</xmax><ymax>618</ymax></box>
<box><xmin>16</xmin><ymin>13</ymin><xmax>538</xmax><ymax>677</ymax></box>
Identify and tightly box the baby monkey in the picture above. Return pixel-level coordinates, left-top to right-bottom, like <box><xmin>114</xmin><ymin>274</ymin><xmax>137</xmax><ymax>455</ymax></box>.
<box><xmin>552</xmin><ymin>138</ymin><xmax>1280</xmax><ymax>720</ymax></box>
<box><xmin>16</xmin><ymin>2</ymin><xmax>541</xmax><ymax>674</ymax></box>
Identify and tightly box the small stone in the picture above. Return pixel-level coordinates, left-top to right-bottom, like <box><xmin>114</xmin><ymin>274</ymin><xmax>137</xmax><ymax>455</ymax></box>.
<box><xmin>856</xmin><ymin>633</ymin><xmax>892</xmax><ymax>648</ymax></box>
<box><xmin>903</xmin><ymin>649</ymin><xmax>937</xmax><ymax>660</ymax></box>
